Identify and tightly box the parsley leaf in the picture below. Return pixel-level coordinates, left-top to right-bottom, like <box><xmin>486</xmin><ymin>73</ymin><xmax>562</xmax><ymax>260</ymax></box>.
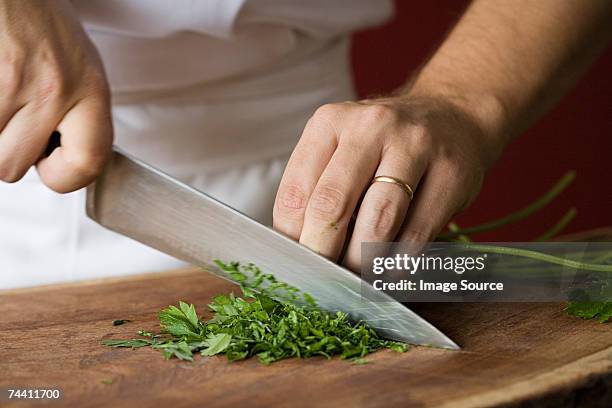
<box><xmin>565</xmin><ymin>301</ymin><xmax>612</xmax><ymax>323</ymax></box>
<box><xmin>158</xmin><ymin>302</ymin><xmax>203</xmax><ymax>338</ymax></box>
<box><xmin>200</xmin><ymin>333</ymin><xmax>232</xmax><ymax>356</ymax></box>
<box><xmin>153</xmin><ymin>340</ymin><xmax>195</xmax><ymax>361</ymax></box>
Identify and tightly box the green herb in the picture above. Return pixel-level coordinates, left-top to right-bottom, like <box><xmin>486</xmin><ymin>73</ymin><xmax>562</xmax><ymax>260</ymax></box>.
<box><xmin>200</xmin><ymin>333</ymin><xmax>232</xmax><ymax>356</ymax></box>
<box><xmin>565</xmin><ymin>302</ymin><xmax>612</xmax><ymax>323</ymax></box>
<box><xmin>102</xmin><ymin>262</ymin><xmax>408</xmax><ymax>364</ymax></box>
<box><xmin>439</xmin><ymin>171</ymin><xmax>576</xmax><ymax>239</ymax></box>
<box><xmin>440</xmin><ymin>171</ymin><xmax>611</xmax><ymax>322</ymax></box>
<box><xmin>214</xmin><ymin>261</ymin><xmax>317</xmax><ymax>307</ymax></box>
<box><xmin>112</xmin><ymin>319</ymin><xmax>131</xmax><ymax>326</ymax></box>
<box><xmin>535</xmin><ymin>207</ymin><xmax>577</xmax><ymax>242</ymax></box>
<box><xmin>102</xmin><ymin>338</ymin><xmax>154</xmax><ymax>348</ymax></box>
<box><xmin>100</xmin><ymin>379</ymin><xmax>114</xmax><ymax>385</ymax></box>
<box><xmin>453</xmin><ymin>243</ymin><xmax>612</xmax><ymax>273</ymax></box>
<box><xmin>447</xmin><ymin>222</ymin><xmax>471</xmax><ymax>243</ymax></box>
<box><xmin>137</xmin><ymin>330</ymin><xmax>160</xmax><ymax>338</ymax></box>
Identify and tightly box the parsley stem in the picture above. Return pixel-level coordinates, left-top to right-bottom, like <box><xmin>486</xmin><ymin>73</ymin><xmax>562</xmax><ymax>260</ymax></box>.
<box><xmin>493</xmin><ymin>247</ymin><xmax>612</xmax><ymax>269</ymax></box>
<box><xmin>535</xmin><ymin>207</ymin><xmax>577</xmax><ymax>241</ymax></box>
<box><xmin>456</xmin><ymin>243</ymin><xmax>612</xmax><ymax>272</ymax></box>
<box><xmin>447</xmin><ymin>222</ymin><xmax>471</xmax><ymax>242</ymax></box>
<box><xmin>591</xmin><ymin>251</ymin><xmax>612</xmax><ymax>265</ymax></box>
<box><xmin>439</xmin><ymin>171</ymin><xmax>576</xmax><ymax>239</ymax></box>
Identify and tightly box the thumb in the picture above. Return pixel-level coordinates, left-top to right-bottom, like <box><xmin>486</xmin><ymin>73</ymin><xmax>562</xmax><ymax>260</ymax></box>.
<box><xmin>37</xmin><ymin>97</ymin><xmax>113</xmax><ymax>193</ymax></box>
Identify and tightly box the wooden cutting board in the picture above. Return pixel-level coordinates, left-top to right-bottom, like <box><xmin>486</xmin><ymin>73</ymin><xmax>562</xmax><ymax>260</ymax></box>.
<box><xmin>1</xmin><ymin>228</ymin><xmax>611</xmax><ymax>408</ymax></box>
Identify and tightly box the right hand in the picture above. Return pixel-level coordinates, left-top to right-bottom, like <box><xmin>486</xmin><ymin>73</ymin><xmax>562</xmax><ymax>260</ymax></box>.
<box><xmin>0</xmin><ymin>0</ymin><xmax>112</xmax><ymax>193</ymax></box>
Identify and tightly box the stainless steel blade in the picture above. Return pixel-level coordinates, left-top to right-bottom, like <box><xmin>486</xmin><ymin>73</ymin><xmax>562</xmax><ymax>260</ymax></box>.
<box><xmin>86</xmin><ymin>148</ymin><xmax>459</xmax><ymax>349</ymax></box>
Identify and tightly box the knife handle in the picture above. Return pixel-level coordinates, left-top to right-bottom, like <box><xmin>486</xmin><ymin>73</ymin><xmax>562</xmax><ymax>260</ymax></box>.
<box><xmin>42</xmin><ymin>131</ymin><xmax>62</xmax><ymax>158</ymax></box>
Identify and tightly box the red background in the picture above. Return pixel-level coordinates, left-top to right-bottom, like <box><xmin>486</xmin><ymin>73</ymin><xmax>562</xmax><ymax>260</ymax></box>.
<box><xmin>350</xmin><ymin>0</ymin><xmax>612</xmax><ymax>241</ymax></box>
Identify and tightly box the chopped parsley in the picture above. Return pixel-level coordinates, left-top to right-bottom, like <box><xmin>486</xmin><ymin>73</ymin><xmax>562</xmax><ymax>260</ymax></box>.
<box><xmin>102</xmin><ymin>261</ymin><xmax>408</xmax><ymax>364</ymax></box>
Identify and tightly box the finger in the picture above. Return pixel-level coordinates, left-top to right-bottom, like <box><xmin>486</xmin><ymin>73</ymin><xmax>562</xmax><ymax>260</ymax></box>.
<box><xmin>0</xmin><ymin>103</ymin><xmax>62</xmax><ymax>182</ymax></box>
<box><xmin>273</xmin><ymin>105</ymin><xmax>340</xmax><ymax>240</ymax></box>
<box><xmin>398</xmin><ymin>164</ymin><xmax>467</xmax><ymax>245</ymax></box>
<box><xmin>299</xmin><ymin>135</ymin><xmax>381</xmax><ymax>260</ymax></box>
<box><xmin>0</xmin><ymin>104</ymin><xmax>22</xmax><ymax>134</ymax></box>
<box><xmin>0</xmin><ymin>63</ymin><xmax>25</xmax><ymax>130</ymax></box>
<box><xmin>37</xmin><ymin>96</ymin><xmax>113</xmax><ymax>193</ymax></box>
<box><xmin>342</xmin><ymin>147</ymin><xmax>428</xmax><ymax>271</ymax></box>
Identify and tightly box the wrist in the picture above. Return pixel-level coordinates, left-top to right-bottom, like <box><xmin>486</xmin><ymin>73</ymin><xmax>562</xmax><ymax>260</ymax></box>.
<box><xmin>402</xmin><ymin>80</ymin><xmax>513</xmax><ymax>161</ymax></box>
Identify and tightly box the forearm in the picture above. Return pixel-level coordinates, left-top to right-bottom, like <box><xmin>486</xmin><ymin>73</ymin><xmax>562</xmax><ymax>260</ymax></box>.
<box><xmin>404</xmin><ymin>0</ymin><xmax>612</xmax><ymax>149</ymax></box>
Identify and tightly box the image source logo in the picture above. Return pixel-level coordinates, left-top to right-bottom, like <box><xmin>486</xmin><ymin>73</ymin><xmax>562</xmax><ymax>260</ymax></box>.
<box><xmin>362</xmin><ymin>242</ymin><xmax>612</xmax><ymax>302</ymax></box>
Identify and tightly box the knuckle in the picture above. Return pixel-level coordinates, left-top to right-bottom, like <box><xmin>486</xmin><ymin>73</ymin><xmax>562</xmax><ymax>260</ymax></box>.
<box><xmin>409</xmin><ymin>123</ymin><xmax>429</xmax><ymax>141</ymax></box>
<box><xmin>311</xmin><ymin>103</ymin><xmax>342</xmax><ymax>125</ymax></box>
<box><xmin>363</xmin><ymin>104</ymin><xmax>395</xmax><ymax>124</ymax></box>
<box><xmin>361</xmin><ymin>198</ymin><xmax>399</xmax><ymax>238</ymax></box>
<box><xmin>308</xmin><ymin>183</ymin><xmax>349</xmax><ymax>221</ymax></box>
<box><xmin>274</xmin><ymin>184</ymin><xmax>308</xmax><ymax>220</ymax></box>
<box><xmin>313</xmin><ymin>103</ymin><xmax>338</xmax><ymax>118</ymax></box>
<box><xmin>407</xmin><ymin>124</ymin><xmax>433</xmax><ymax>153</ymax></box>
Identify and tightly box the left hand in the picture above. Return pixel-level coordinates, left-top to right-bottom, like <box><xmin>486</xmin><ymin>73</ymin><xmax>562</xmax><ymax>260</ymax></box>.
<box><xmin>273</xmin><ymin>95</ymin><xmax>505</xmax><ymax>271</ymax></box>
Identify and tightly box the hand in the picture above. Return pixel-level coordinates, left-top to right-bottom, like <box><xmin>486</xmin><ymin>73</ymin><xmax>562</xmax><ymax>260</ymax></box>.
<box><xmin>273</xmin><ymin>95</ymin><xmax>505</xmax><ymax>271</ymax></box>
<box><xmin>0</xmin><ymin>0</ymin><xmax>112</xmax><ymax>192</ymax></box>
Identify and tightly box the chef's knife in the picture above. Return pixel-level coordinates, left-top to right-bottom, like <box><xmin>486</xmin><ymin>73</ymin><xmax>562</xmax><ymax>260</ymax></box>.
<box><xmin>86</xmin><ymin>148</ymin><xmax>459</xmax><ymax>349</ymax></box>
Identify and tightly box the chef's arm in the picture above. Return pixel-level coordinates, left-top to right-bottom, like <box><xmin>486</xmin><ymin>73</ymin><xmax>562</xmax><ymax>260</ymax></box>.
<box><xmin>406</xmin><ymin>0</ymin><xmax>612</xmax><ymax>148</ymax></box>
<box><xmin>273</xmin><ymin>0</ymin><xmax>612</xmax><ymax>271</ymax></box>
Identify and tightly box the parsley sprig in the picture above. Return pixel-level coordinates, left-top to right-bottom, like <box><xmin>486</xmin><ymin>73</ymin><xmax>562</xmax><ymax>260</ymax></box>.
<box><xmin>441</xmin><ymin>171</ymin><xmax>612</xmax><ymax>323</ymax></box>
<box><xmin>102</xmin><ymin>261</ymin><xmax>407</xmax><ymax>364</ymax></box>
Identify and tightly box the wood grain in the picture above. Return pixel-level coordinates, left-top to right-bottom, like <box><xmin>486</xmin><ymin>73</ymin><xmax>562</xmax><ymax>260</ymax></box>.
<box><xmin>1</xmin><ymin>230</ymin><xmax>611</xmax><ymax>407</ymax></box>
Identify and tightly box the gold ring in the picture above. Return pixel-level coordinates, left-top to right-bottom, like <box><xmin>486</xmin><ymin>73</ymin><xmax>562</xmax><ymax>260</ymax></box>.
<box><xmin>371</xmin><ymin>176</ymin><xmax>414</xmax><ymax>200</ymax></box>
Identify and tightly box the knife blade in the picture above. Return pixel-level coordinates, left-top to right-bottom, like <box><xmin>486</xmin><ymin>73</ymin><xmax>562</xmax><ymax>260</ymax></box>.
<box><xmin>86</xmin><ymin>148</ymin><xmax>459</xmax><ymax>349</ymax></box>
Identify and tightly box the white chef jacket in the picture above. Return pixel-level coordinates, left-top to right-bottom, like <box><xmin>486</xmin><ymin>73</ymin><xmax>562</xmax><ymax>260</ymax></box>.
<box><xmin>0</xmin><ymin>0</ymin><xmax>393</xmax><ymax>289</ymax></box>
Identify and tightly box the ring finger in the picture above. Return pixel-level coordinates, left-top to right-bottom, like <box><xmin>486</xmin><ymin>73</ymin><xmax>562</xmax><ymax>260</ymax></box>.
<box><xmin>342</xmin><ymin>147</ymin><xmax>428</xmax><ymax>271</ymax></box>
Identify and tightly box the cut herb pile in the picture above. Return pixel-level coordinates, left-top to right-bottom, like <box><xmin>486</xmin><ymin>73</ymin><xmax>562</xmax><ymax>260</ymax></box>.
<box><xmin>103</xmin><ymin>261</ymin><xmax>407</xmax><ymax>364</ymax></box>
